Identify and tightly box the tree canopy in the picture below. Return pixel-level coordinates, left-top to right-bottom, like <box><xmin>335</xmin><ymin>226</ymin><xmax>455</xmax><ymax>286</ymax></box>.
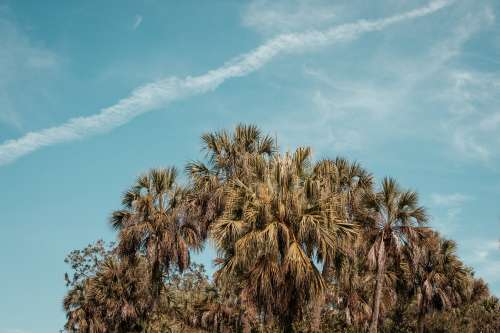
<box><xmin>63</xmin><ymin>124</ymin><xmax>500</xmax><ymax>333</ymax></box>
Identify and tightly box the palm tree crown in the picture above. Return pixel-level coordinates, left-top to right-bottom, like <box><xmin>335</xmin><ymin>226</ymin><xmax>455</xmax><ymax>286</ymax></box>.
<box><xmin>185</xmin><ymin>124</ymin><xmax>277</xmax><ymax>239</ymax></box>
<box><xmin>111</xmin><ymin>167</ymin><xmax>200</xmax><ymax>302</ymax></box>
<box><xmin>212</xmin><ymin>147</ymin><xmax>355</xmax><ymax>330</ymax></box>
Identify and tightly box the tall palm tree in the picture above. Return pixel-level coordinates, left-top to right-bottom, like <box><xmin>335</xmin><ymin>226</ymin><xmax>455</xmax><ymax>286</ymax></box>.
<box><xmin>185</xmin><ymin>124</ymin><xmax>276</xmax><ymax>239</ymax></box>
<box><xmin>403</xmin><ymin>233</ymin><xmax>468</xmax><ymax>333</ymax></box>
<box><xmin>184</xmin><ymin>124</ymin><xmax>277</xmax><ymax>331</ymax></box>
<box><xmin>200</xmin><ymin>124</ymin><xmax>276</xmax><ymax>177</ymax></box>
<box><xmin>327</xmin><ymin>235</ymin><xmax>373</xmax><ymax>329</ymax></box>
<box><xmin>312</xmin><ymin>157</ymin><xmax>373</xmax><ymax>279</ymax></box>
<box><xmin>310</xmin><ymin>158</ymin><xmax>373</xmax><ymax>331</ymax></box>
<box><xmin>361</xmin><ymin>177</ymin><xmax>428</xmax><ymax>333</ymax></box>
<box><xmin>211</xmin><ymin>147</ymin><xmax>355</xmax><ymax>332</ymax></box>
<box><xmin>111</xmin><ymin>167</ymin><xmax>201</xmax><ymax>309</ymax></box>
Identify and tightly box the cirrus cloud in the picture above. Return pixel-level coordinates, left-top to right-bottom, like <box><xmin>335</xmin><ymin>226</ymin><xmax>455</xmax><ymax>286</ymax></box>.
<box><xmin>0</xmin><ymin>0</ymin><xmax>454</xmax><ymax>166</ymax></box>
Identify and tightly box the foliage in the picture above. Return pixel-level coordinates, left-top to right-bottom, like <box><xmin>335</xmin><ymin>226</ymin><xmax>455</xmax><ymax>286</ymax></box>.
<box><xmin>64</xmin><ymin>239</ymin><xmax>114</xmax><ymax>288</ymax></box>
<box><xmin>62</xmin><ymin>125</ymin><xmax>499</xmax><ymax>333</ymax></box>
<box><xmin>63</xmin><ymin>252</ymin><xmax>151</xmax><ymax>332</ymax></box>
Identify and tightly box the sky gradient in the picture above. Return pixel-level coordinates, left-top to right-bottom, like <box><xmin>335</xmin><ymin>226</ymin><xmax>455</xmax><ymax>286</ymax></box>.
<box><xmin>0</xmin><ymin>1</ymin><xmax>499</xmax><ymax>332</ymax></box>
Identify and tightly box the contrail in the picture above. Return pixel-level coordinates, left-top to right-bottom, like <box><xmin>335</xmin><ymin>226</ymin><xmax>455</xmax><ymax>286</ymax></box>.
<box><xmin>0</xmin><ymin>0</ymin><xmax>453</xmax><ymax>166</ymax></box>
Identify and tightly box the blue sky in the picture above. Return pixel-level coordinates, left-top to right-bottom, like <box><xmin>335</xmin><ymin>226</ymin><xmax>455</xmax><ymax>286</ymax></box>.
<box><xmin>0</xmin><ymin>0</ymin><xmax>499</xmax><ymax>332</ymax></box>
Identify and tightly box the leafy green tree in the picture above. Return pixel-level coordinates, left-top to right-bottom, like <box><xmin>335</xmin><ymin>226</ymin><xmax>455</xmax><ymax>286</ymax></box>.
<box><xmin>64</xmin><ymin>240</ymin><xmax>114</xmax><ymax>288</ymax></box>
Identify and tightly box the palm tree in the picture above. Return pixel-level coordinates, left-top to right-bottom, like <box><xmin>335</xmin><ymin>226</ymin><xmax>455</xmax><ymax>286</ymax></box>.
<box><xmin>313</xmin><ymin>158</ymin><xmax>373</xmax><ymax>278</ymax></box>
<box><xmin>63</xmin><ymin>281</ymin><xmax>106</xmax><ymax>333</ymax></box>
<box><xmin>327</xmin><ymin>235</ymin><xmax>373</xmax><ymax>329</ymax></box>
<box><xmin>63</xmin><ymin>257</ymin><xmax>150</xmax><ymax>333</ymax></box>
<box><xmin>191</xmin><ymin>287</ymin><xmax>242</xmax><ymax>333</ymax></box>
<box><xmin>310</xmin><ymin>158</ymin><xmax>373</xmax><ymax>331</ymax></box>
<box><xmin>199</xmin><ymin>124</ymin><xmax>276</xmax><ymax>178</ymax></box>
<box><xmin>185</xmin><ymin>124</ymin><xmax>276</xmax><ymax>239</ymax></box>
<box><xmin>361</xmin><ymin>177</ymin><xmax>428</xmax><ymax>333</ymax></box>
<box><xmin>63</xmin><ymin>240</ymin><xmax>113</xmax><ymax>333</ymax></box>
<box><xmin>467</xmin><ymin>277</ymin><xmax>490</xmax><ymax>303</ymax></box>
<box><xmin>403</xmin><ymin>232</ymin><xmax>468</xmax><ymax>333</ymax></box>
<box><xmin>86</xmin><ymin>257</ymin><xmax>151</xmax><ymax>332</ymax></box>
<box><xmin>184</xmin><ymin>124</ymin><xmax>277</xmax><ymax>330</ymax></box>
<box><xmin>111</xmin><ymin>167</ymin><xmax>201</xmax><ymax>309</ymax></box>
<box><xmin>211</xmin><ymin>147</ymin><xmax>355</xmax><ymax>331</ymax></box>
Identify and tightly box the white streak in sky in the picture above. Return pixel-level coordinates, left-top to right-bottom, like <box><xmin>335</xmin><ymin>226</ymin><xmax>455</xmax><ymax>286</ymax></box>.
<box><xmin>0</xmin><ymin>0</ymin><xmax>453</xmax><ymax>166</ymax></box>
<box><xmin>132</xmin><ymin>15</ymin><xmax>143</xmax><ymax>30</ymax></box>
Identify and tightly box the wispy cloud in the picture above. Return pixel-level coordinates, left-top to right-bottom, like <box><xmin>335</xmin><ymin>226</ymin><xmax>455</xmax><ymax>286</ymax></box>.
<box><xmin>444</xmin><ymin>69</ymin><xmax>500</xmax><ymax>161</ymax></box>
<box><xmin>430</xmin><ymin>192</ymin><xmax>473</xmax><ymax>206</ymax></box>
<box><xmin>132</xmin><ymin>15</ymin><xmax>143</xmax><ymax>30</ymax></box>
<box><xmin>460</xmin><ymin>238</ymin><xmax>500</xmax><ymax>292</ymax></box>
<box><xmin>2</xmin><ymin>329</ymin><xmax>31</xmax><ymax>333</ymax></box>
<box><xmin>0</xmin><ymin>12</ymin><xmax>60</xmax><ymax>129</ymax></box>
<box><xmin>242</xmin><ymin>0</ymin><xmax>338</xmax><ymax>35</ymax></box>
<box><xmin>429</xmin><ymin>192</ymin><xmax>473</xmax><ymax>235</ymax></box>
<box><xmin>0</xmin><ymin>0</ymin><xmax>453</xmax><ymax>166</ymax></box>
<box><xmin>276</xmin><ymin>2</ymin><xmax>494</xmax><ymax>157</ymax></box>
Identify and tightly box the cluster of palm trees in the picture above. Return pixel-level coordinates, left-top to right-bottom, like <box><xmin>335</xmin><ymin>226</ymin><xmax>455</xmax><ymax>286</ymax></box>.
<box><xmin>63</xmin><ymin>124</ymin><xmax>499</xmax><ymax>332</ymax></box>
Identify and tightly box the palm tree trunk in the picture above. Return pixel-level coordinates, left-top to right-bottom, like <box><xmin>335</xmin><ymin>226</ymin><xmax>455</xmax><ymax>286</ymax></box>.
<box><xmin>369</xmin><ymin>241</ymin><xmax>386</xmax><ymax>333</ymax></box>
<box><xmin>151</xmin><ymin>260</ymin><xmax>162</xmax><ymax>313</ymax></box>
<box><xmin>310</xmin><ymin>252</ymin><xmax>332</xmax><ymax>332</ymax></box>
<box><xmin>416</xmin><ymin>306</ymin><xmax>425</xmax><ymax>333</ymax></box>
<box><xmin>283</xmin><ymin>298</ymin><xmax>298</xmax><ymax>333</ymax></box>
<box><xmin>311</xmin><ymin>293</ymin><xmax>324</xmax><ymax>332</ymax></box>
